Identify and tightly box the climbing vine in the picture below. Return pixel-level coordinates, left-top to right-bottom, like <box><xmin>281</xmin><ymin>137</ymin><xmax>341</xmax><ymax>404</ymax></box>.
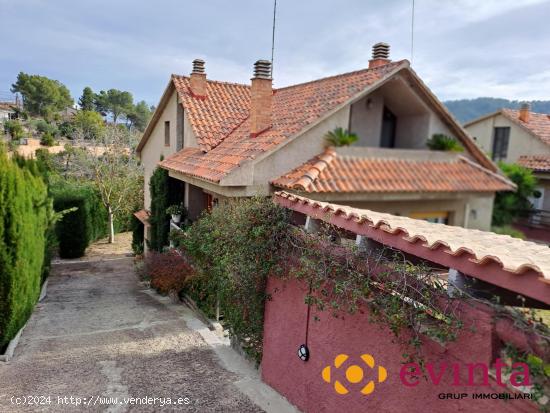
<box><xmin>278</xmin><ymin>225</ymin><xmax>463</xmax><ymax>361</ymax></box>
<box><xmin>176</xmin><ymin>197</ymin><xmax>549</xmax><ymax>370</ymax></box>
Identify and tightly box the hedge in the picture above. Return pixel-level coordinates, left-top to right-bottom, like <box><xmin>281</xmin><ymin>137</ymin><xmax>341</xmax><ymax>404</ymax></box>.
<box><xmin>131</xmin><ymin>215</ymin><xmax>144</xmax><ymax>255</ymax></box>
<box><xmin>148</xmin><ymin>167</ymin><xmax>170</xmax><ymax>251</ymax></box>
<box><xmin>0</xmin><ymin>149</ymin><xmax>50</xmax><ymax>348</ymax></box>
<box><xmin>52</xmin><ymin>184</ymin><xmax>107</xmax><ymax>258</ymax></box>
<box><xmin>149</xmin><ymin>167</ymin><xmax>185</xmax><ymax>252</ymax></box>
<box><xmin>12</xmin><ymin>153</ymin><xmax>56</xmax><ymax>280</ymax></box>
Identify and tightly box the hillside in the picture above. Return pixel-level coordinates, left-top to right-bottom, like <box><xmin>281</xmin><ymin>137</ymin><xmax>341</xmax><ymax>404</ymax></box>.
<box><xmin>443</xmin><ymin>98</ymin><xmax>550</xmax><ymax>124</ymax></box>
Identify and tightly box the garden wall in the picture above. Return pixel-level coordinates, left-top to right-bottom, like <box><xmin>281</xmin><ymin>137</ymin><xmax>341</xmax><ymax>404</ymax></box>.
<box><xmin>262</xmin><ymin>276</ymin><xmax>538</xmax><ymax>413</ymax></box>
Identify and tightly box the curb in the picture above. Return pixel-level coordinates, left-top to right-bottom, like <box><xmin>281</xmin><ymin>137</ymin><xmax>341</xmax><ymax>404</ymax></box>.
<box><xmin>181</xmin><ymin>294</ymin><xmax>223</xmax><ymax>332</ymax></box>
<box><xmin>39</xmin><ymin>279</ymin><xmax>48</xmax><ymax>302</ymax></box>
<box><xmin>0</xmin><ymin>321</ymin><xmax>28</xmax><ymax>362</ymax></box>
<box><xmin>1</xmin><ymin>280</ymin><xmax>47</xmax><ymax>362</ymax></box>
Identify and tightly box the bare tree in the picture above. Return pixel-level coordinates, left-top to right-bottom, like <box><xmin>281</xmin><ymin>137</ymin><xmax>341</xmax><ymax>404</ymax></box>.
<box><xmin>73</xmin><ymin>125</ymin><xmax>142</xmax><ymax>243</ymax></box>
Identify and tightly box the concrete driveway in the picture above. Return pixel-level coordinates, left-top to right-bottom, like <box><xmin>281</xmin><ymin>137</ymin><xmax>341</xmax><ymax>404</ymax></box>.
<box><xmin>0</xmin><ymin>249</ymin><xmax>290</xmax><ymax>412</ymax></box>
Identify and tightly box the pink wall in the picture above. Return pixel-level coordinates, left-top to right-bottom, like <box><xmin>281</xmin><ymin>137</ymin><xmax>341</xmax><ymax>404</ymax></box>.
<box><xmin>262</xmin><ymin>277</ymin><xmax>538</xmax><ymax>413</ymax></box>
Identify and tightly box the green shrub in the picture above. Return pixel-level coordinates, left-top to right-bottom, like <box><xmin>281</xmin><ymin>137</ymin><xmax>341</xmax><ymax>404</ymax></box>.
<box><xmin>491</xmin><ymin>225</ymin><xmax>526</xmax><ymax>239</ymax></box>
<box><xmin>149</xmin><ymin>167</ymin><xmax>170</xmax><ymax>251</ymax></box>
<box><xmin>131</xmin><ymin>215</ymin><xmax>144</xmax><ymax>255</ymax></box>
<box><xmin>40</xmin><ymin>131</ymin><xmax>56</xmax><ymax>146</ymax></box>
<box><xmin>53</xmin><ymin>191</ymin><xmax>91</xmax><ymax>258</ymax></box>
<box><xmin>58</xmin><ymin>121</ymin><xmax>75</xmax><ymax>138</ymax></box>
<box><xmin>3</xmin><ymin>119</ymin><xmax>24</xmax><ymax>140</ymax></box>
<box><xmin>0</xmin><ymin>149</ymin><xmax>50</xmax><ymax>348</ymax></box>
<box><xmin>51</xmin><ymin>184</ymin><xmax>107</xmax><ymax>258</ymax></box>
<box><xmin>493</xmin><ymin>162</ymin><xmax>536</xmax><ymax>226</ymax></box>
<box><xmin>426</xmin><ymin>133</ymin><xmax>464</xmax><ymax>152</ymax></box>
<box><xmin>34</xmin><ymin>119</ymin><xmax>58</xmax><ymax>136</ymax></box>
<box><xmin>182</xmin><ymin>197</ymin><xmax>291</xmax><ymax>362</ymax></box>
<box><xmin>72</xmin><ymin>110</ymin><xmax>104</xmax><ymax>140</ymax></box>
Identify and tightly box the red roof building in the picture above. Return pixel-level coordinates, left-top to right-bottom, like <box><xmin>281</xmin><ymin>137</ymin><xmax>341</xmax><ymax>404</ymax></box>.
<box><xmin>465</xmin><ymin>105</ymin><xmax>550</xmax><ymax>240</ymax></box>
<box><xmin>137</xmin><ymin>43</ymin><xmax>514</xmax><ymax>244</ymax></box>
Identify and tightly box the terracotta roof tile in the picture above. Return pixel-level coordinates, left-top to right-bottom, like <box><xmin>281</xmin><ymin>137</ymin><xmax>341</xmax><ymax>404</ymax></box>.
<box><xmin>517</xmin><ymin>155</ymin><xmax>550</xmax><ymax>172</ymax></box>
<box><xmin>133</xmin><ymin>209</ymin><xmax>150</xmax><ymax>224</ymax></box>
<box><xmin>272</xmin><ymin>149</ymin><xmax>514</xmax><ymax>193</ymax></box>
<box><xmin>501</xmin><ymin>109</ymin><xmax>550</xmax><ymax>146</ymax></box>
<box><xmin>160</xmin><ymin>62</ymin><xmax>406</xmax><ymax>182</ymax></box>
<box><xmin>172</xmin><ymin>76</ymin><xmax>250</xmax><ymax>152</ymax></box>
<box><xmin>275</xmin><ymin>191</ymin><xmax>550</xmax><ymax>290</ymax></box>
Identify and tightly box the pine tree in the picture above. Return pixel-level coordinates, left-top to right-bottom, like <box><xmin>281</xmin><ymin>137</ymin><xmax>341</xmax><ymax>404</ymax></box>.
<box><xmin>78</xmin><ymin>87</ymin><xmax>96</xmax><ymax>111</ymax></box>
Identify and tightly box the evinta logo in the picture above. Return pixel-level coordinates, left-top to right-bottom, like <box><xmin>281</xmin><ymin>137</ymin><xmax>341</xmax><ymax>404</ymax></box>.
<box><xmin>321</xmin><ymin>353</ymin><xmax>531</xmax><ymax>397</ymax></box>
<box><xmin>400</xmin><ymin>358</ymin><xmax>530</xmax><ymax>388</ymax></box>
<box><xmin>321</xmin><ymin>353</ymin><xmax>387</xmax><ymax>395</ymax></box>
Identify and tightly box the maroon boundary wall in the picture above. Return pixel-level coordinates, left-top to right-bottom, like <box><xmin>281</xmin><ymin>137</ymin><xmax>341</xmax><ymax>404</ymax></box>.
<box><xmin>261</xmin><ymin>277</ymin><xmax>539</xmax><ymax>413</ymax></box>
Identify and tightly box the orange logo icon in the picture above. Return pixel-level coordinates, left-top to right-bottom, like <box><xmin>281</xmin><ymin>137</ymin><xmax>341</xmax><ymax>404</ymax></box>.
<box><xmin>322</xmin><ymin>354</ymin><xmax>387</xmax><ymax>395</ymax></box>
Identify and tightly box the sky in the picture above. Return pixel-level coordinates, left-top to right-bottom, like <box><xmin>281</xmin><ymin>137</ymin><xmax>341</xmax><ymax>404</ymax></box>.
<box><xmin>0</xmin><ymin>0</ymin><xmax>549</xmax><ymax>106</ymax></box>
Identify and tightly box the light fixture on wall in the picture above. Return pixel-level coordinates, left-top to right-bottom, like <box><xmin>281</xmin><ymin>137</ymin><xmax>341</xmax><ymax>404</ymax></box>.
<box><xmin>365</xmin><ymin>98</ymin><xmax>373</xmax><ymax>110</ymax></box>
<box><xmin>470</xmin><ymin>209</ymin><xmax>478</xmax><ymax>220</ymax></box>
<box><xmin>298</xmin><ymin>344</ymin><xmax>310</xmax><ymax>362</ymax></box>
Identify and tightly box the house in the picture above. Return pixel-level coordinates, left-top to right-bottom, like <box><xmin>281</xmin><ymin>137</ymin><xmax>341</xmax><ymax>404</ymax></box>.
<box><xmin>136</xmin><ymin>42</ymin><xmax>514</xmax><ymax>246</ymax></box>
<box><xmin>0</xmin><ymin>102</ymin><xmax>17</xmax><ymax>120</ymax></box>
<box><xmin>464</xmin><ymin>105</ymin><xmax>550</xmax><ymax>236</ymax></box>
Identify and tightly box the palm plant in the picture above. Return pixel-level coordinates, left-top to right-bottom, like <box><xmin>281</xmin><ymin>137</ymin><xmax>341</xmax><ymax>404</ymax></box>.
<box><xmin>324</xmin><ymin>127</ymin><xmax>358</xmax><ymax>147</ymax></box>
<box><xmin>426</xmin><ymin>133</ymin><xmax>464</xmax><ymax>152</ymax></box>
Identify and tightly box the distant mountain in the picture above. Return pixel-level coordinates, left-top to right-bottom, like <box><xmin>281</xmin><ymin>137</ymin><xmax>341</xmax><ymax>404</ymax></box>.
<box><xmin>443</xmin><ymin>98</ymin><xmax>550</xmax><ymax>124</ymax></box>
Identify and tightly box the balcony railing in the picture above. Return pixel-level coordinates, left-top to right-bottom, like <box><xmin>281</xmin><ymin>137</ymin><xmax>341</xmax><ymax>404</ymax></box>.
<box><xmin>515</xmin><ymin>209</ymin><xmax>550</xmax><ymax>230</ymax></box>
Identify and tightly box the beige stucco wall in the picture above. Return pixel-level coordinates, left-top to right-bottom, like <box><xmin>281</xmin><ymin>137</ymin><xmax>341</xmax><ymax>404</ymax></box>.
<box><xmin>465</xmin><ymin>194</ymin><xmax>495</xmax><ymax>231</ymax></box>
<box><xmin>183</xmin><ymin>108</ymin><xmax>198</xmax><ymax>149</ymax></box>
<box><xmin>465</xmin><ymin>114</ymin><xmax>550</xmax><ymax>163</ymax></box>
<box><xmin>349</xmin><ymin>74</ymin><xmax>458</xmax><ymax>152</ymax></box>
<box><xmin>140</xmin><ymin>89</ymin><xmax>179</xmax><ymax>209</ymax></box>
<box><xmin>345</xmin><ymin>198</ymin><xmax>464</xmax><ymax>226</ymax></box>
<box><xmin>251</xmin><ymin>105</ymin><xmax>351</xmax><ymax>191</ymax></box>
<box><xmin>340</xmin><ymin>193</ymin><xmax>493</xmax><ymax>230</ymax></box>
<box><xmin>350</xmin><ymin>90</ymin><xmax>384</xmax><ymax>146</ymax></box>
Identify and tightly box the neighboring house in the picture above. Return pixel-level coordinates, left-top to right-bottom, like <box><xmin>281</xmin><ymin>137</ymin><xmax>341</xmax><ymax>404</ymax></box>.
<box><xmin>136</xmin><ymin>42</ymin><xmax>513</xmax><ymax>247</ymax></box>
<box><xmin>58</xmin><ymin>106</ymin><xmax>78</xmax><ymax>121</ymax></box>
<box><xmin>0</xmin><ymin>102</ymin><xmax>17</xmax><ymax>120</ymax></box>
<box><xmin>464</xmin><ymin>105</ymin><xmax>550</xmax><ymax>234</ymax></box>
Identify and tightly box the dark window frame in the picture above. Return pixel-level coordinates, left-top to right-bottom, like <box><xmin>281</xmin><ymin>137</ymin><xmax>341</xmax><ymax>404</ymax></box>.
<box><xmin>492</xmin><ymin>127</ymin><xmax>510</xmax><ymax>161</ymax></box>
<box><xmin>164</xmin><ymin>120</ymin><xmax>170</xmax><ymax>147</ymax></box>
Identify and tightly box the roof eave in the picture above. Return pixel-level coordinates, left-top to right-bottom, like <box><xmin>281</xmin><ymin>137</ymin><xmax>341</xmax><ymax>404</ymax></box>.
<box><xmin>274</xmin><ymin>191</ymin><xmax>550</xmax><ymax>305</ymax></box>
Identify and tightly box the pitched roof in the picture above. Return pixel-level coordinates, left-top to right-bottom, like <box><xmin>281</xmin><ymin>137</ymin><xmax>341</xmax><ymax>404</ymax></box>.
<box><xmin>501</xmin><ymin>109</ymin><xmax>550</xmax><ymax>146</ymax></box>
<box><xmin>158</xmin><ymin>61</ymin><xmax>406</xmax><ymax>182</ymax></box>
<box><xmin>272</xmin><ymin>148</ymin><xmax>514</xmax><ymax>193</ymax></box>
<box><xmin>0</xmin><ymin>102</ymin><xmax>15</xmax><ymax>111</ymax></box>
<box><xmin>274</xmin><ymin>191</ymin><xmax>550</xmax><ymax>304</ymax></box>
<box><xmin>171</xmin><ymin>76</ymin><xmax>250</xmax><ymax>151</ymax></box>
<box><xmin>144</xmin><ymin>59</ymin><xmax>496</xmax><ymax>183</ymax></box>
<box><xmin>465</xmin><ymin>108</ymin><xmax>550</xmax><ymax>147</ymax></box>
<box><xmin>517</xmin><ymin>154</ymin><xmax>550</xmax><ymax>172</ymax></box>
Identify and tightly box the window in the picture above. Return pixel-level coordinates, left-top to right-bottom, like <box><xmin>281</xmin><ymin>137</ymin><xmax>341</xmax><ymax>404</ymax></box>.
<box><xmin>409</xmin><ymin>211</ymin><xmax>449</xmax><ymax>225</ymax></box>
<box><xmin>492</xmin><ymin>127</ymin><xmax>510</xmax><ymax>161</ymax></box>
<box><xmin>164</xmin><ymin>121</ymin><xmax>170</xmax><ymax>146</ymax></box>
<box><xmin>380</xmin><ymin>106</ymin><xmax>397</xmax><ymax>148</ymax></box>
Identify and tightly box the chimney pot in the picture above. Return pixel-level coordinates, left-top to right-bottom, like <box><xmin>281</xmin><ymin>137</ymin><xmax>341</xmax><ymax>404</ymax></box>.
<box><xmin>519</xmin><ymin>102</ymin><xmax>530</xmax><ymax>123</ymax></box>
<box><xmin>253</xmin><ymin>60</ymin><xmax>272</xmax><ymax>79</ymax></box>
<box><xmin>190</xmin><ymin>59</ymin><xmax>207</xmax><ymax>97</ymax></box>
<box><xmin>250</xmin><ymin>60</ymin><xmax>273</xmax><ymax>136</ymax></box>
<box><xmin>369</xmin><ymin>42</ymin><xmax>391</xmax><ymax>69</ymax></box>
<box><xmin>192</xmin><ymin>59</ymin><xmax>205</xmax><ymax>74</ymax></box>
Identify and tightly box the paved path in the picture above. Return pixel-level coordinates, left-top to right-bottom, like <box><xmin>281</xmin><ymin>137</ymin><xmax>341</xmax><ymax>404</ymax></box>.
<box><xmin>0</xmin><ymin>252</ymin><xmax>275</xmax><ymax>412</ymax></box>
